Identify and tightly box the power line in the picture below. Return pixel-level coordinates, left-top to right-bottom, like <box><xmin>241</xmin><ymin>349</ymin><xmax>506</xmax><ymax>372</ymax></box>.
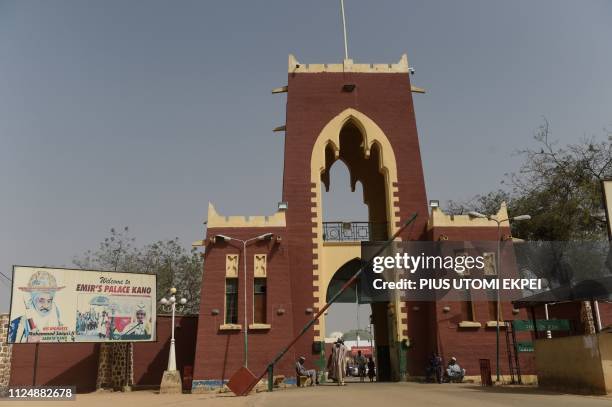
<box><xmin>0</xmin><ymin>271</ymin><xmax>12</xmax><ymax>283</ymax></box>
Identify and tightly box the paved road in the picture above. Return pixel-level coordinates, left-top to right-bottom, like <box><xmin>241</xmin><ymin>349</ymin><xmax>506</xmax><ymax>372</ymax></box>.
<box><xmin>251</xmin><ymin>382</ymin><xmax>611</xmax><ymax>407</ymax></box>
<box><xmin>2</xmin><ymin>382</ymin><xmax>610</xmax><ymax>407</ymax></box>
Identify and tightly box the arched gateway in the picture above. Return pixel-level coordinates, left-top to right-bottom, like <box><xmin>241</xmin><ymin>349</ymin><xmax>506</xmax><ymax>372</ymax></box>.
<box><xmin>191</xmin><ymin>55</ymin><xmax>533</xmax><ymax>391</ymax></box>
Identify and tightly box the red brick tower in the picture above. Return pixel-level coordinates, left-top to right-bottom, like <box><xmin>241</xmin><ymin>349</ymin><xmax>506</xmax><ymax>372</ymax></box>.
<box><xmin>191</xmin><ymin>55</ymin><xmax>431</xmax><ymax>390</ymax></box>
<box><xmin>281</xmin><ymin>55</ymin><xmax>430</xmax><ymax>382</ymax></box>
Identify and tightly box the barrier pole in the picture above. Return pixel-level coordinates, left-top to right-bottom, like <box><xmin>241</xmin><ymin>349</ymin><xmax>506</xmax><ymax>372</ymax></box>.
<box><xmin>243</xmin><ymin>213</ymin><xmax>418</xmax><ymax>394</ymax></box>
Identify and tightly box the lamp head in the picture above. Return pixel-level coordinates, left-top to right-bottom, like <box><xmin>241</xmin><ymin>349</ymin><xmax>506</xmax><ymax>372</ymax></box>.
<box><xmin>468</xmin><ymin>211</ymin><xmax>487</xmax><ymax>219</ymax></box>
<box><xmin>513</xmin><ymin>214</ymin><xmax>531</xmax><ymax>221</ymax></box>
<box><xmin>256</xmin><ymin>233</ymin><xmax>273</xmax><ymax>241</ymax></box>
<box><xmin>180</xmin><ymin>298</ymin><xmax>187</xmax><ymax>305</ymax></box>
<box><xmin>160</xmin><ymin>298</ymin><xmax>168</xmax><ymax>305</ymax></box>
<box><xmin>215</xmin><ymin>234</ymin><xmax>232</xmax><ymax>242</ymax></box>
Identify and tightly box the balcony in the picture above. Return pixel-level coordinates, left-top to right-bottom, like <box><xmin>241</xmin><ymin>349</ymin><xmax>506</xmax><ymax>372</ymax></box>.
<box><xmin>322</xmin><ymin>222</ymin><xmax>388</xmax><ymax>242</ymax></box>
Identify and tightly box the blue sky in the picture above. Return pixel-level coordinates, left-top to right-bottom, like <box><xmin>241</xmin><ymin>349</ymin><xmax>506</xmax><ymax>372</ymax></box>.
<box><xmin>1</xmin><ymin>0</ymin><xmax>611</xmax><ymax>319</ymax></box>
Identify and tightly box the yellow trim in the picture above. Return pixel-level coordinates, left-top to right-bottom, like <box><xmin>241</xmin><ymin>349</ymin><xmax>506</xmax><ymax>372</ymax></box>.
<box><xmin>428</xmin><ymin>203</ymin><xmax>510</xmax><ymax>229</ymax></box>
<box><xmin>225</xmin><ymin>255</ymin><xmax>239</xmax><ymax>278</ymax></box>
<box><xmin>219</xmin><ymin>324</ymin><xmax>241</xmax><ymax>331</ymax></box>
<box><xmin>309</xmin><ymin>108</ymin><xmax>404</xmax><ymax>342</ymax></box>
<box><xmin>289</xmin><ymin>54</ymin><xmax>409</xmax><ymax>74</ymax></box>
<box><xmin>271</xmin><ymin>86</ymin><xmax>288</xmax><ymax>94</ymax></box>
<box><xmin>254</xmin><ymin>254</ymin><xmax>267</xmax><ymax>278</ymax></box>
<box><xmin>485</xmin><ymin>321</ymin><xmax>507</xmax><ymax>328</ymax></box>
<box><xmin>458</xmin><ymin>321</ymin><xmax>482</xmax><ymax>328</ymax></box>
<box><xmin>207</xmin><ymin>202</ymin><xmax>286</xmax><ymax>228</ymax></box>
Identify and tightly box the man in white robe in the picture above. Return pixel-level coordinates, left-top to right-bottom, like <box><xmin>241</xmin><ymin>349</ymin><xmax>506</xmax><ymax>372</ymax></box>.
<box><xmin>327</xmin><ymin>338</ymin><xmax>348</xmax><ymax>385</ymax></box>
<box><xmin>8</xmin><ymin>270</ymin><xmax>64</xmax><ymax>343</ymax></box>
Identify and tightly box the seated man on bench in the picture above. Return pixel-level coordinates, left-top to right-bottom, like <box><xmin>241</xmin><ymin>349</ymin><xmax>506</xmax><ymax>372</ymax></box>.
<box><xmin>296</xmin><ymin>356</ymin><xmax>319</xmax><ymax>386</ymax></box>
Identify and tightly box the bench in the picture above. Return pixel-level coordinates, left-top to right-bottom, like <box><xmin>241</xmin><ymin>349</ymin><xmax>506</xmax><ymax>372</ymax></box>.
<box><xmin>273</xmin><ymin>375</ymin><xmax>285</xmax><ymax>387</ymax></box>
<box><xmin>296</xmin><ymin>375</ymin><xmax>312</xmax><ymax>387</ymax></box>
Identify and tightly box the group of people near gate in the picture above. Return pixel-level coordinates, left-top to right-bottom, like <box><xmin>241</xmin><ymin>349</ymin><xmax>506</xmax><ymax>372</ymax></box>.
<box><xmin>295</xmin><ymin>339</ymin><xmax>466</xmax><ymax>387</ymax></box>
<box><xmin>295</xmin><ymin>338</ymin><xmax>376</xmax><ymax>386</ymax></box>
<box><xmin>425</xmin><ymin>353</ymin><xmax>466</xmax><ymax>383</ymax></box>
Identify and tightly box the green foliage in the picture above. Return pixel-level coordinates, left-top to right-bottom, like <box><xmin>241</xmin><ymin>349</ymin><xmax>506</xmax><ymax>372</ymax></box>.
<box><xmin>446</xmin><ymin>119</ymin><xmax>612</xmax><ymax>241</ymax></box>
<box><xmin>73</xmin><ymin>227</ymin><xmax>202</xmax><ymax>314</ymax></box>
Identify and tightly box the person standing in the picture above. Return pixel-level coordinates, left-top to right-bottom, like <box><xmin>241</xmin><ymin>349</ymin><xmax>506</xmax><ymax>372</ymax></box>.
<box><xmin>426</xmin><ymin>352</ymin><xmax>443</xmax><ymax>383</ymax></box>
<box><xmin>327</xmin><ymin>338</ymin><xmax>348</xmax><ymax>385</ymax></box>
<box><xmin>367</xmin><ymin>356</ymin><xmax>376</xmax><ymax>382</ymax></box>
<box><xmin>355</xmin><ymin>350</ymin><xmax>367</xmax><ymax>382</ymax></box>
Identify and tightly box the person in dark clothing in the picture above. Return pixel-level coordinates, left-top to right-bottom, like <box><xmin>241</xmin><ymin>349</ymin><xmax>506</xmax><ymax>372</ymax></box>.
<box><xmin>367</xmin><ymin>356</ymin><xmax>376</xmax><ymax>382</ymax></box>
<box><xmin>426</xmin><ymin>352</ymin><xmax>443</xmax><ymax>383</ymax></box>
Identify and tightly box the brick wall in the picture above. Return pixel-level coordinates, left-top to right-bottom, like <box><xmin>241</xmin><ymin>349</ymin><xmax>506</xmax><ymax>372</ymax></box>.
<box><xmin>192</xmin><ymin>227</ymin><xmax>295</xmax><ymax>387</ymax></box>
<box><xmin>8</xmin><ymin>315</ymin><xmax>197</xmax><ymax>393</ymax></box>
<box><xmin>0</xmin><ymin>314</ymin><xmax>12</xmax><ymax>396</ymax></box>
<box><xmin>428</xmin><ymin>225</ymin><xmax>536</xmax><ymax>378</ymax></box>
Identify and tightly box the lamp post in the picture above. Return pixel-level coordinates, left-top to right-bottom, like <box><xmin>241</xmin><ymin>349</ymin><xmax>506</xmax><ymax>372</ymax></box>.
<box><xmin>214</xmin><ymin>232</ymin><xmax>273</xmax><ymax>368</ymax></box>
<box><xmin>468</xmin><ymin>211</ymin><xmax>530</xmax><ymax>382</ymax></box>
<box><xmin>159</xmin><ymin>288</ymin><xmax>187</xmax><ymax>371</ymax></box>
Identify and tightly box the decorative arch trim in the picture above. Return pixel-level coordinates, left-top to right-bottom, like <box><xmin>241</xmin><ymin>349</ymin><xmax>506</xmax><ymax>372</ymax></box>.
<box><xmin>309</xmin><ymin>108</ymin><xmax>403</xmax><ymax>342</ymax></box>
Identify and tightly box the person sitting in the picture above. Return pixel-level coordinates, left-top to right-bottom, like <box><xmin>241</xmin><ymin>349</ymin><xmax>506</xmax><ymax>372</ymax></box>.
<box><xmin>425</xmin><ymin>352</ymin><xmax>443</xmax><ymax>383</ymax></box>
<box><xmin>446</xmin><ymin>357</ymin><xmax>465</xmax><ymax>383</ymax></box>
<box><xmin>296</xmin><ymin>356</ymin><xmax>318</xmax><ymax>386</ymax></box>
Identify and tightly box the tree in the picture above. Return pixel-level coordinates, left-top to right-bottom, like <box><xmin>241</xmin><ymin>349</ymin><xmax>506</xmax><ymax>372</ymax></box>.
<box><xmin>508</xmin><ymin>119</ymin><xmax>611</xmax><ymax>241</ymax></box>
<box><xmin>73</xmin><ymin>227</ymin><xmax>203</xmax><ymax>314</ymax></box>
<box><xmin>446</xmin><ymin>120</ymin><xmax>612</xmax><ymax>241</ymax></box>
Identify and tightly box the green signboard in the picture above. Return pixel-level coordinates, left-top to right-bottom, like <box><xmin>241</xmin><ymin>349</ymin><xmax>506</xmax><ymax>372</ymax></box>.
<box><xmin>512</xmin><ymin>319</ymin><xmax>570</xmax><ymax>332</ymax></box>
<box><xmin>516</xmin><ymin>341</ymin><xmax>534</xmax><ymax>352</ymax></box>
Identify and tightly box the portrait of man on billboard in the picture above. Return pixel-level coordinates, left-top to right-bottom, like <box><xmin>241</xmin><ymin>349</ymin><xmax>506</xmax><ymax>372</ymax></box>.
<box><xmin>119</xmin><ymin>302</ymin><xmax>152</xmax><ymax>340</ymax></box>
<box><xmin>8</xmin><ymin>269</ymin><xmax>65</xmax><ymax>343</ymax></box>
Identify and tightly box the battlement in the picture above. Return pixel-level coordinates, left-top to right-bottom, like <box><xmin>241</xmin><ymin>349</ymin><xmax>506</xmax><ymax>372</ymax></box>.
<box><xmin>429</xmin><ymin>202</ymin><xmax>510</xmax><ymax>229</ymax></box>
<box><xmin>288</xmin><ymin>54</ymin><xmax>409</xmax><ymax>74</ymax></box>
<box><xmin>206</xmin><ymin>203</ymin><xmax>286</xmax><ymax>228</ymax></box>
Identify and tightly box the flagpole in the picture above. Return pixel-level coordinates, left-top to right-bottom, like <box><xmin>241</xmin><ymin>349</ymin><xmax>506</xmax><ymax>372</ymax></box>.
<box><xmin>340</xmin><ymin>0</ymin><xmax>349</xmax><ymax>60</ymax></box>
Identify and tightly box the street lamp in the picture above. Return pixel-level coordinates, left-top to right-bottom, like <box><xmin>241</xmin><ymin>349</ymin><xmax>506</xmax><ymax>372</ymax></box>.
<box><xmin>468</xmin><ymin>211</ymin><xmax>530</xmax><ymax>382</ymax></box>
<box><xmin>159</xmin><ymin>287</ymin><xmax>187</xmax><ymax>371</ymax></box>
<box><xmin>214</xmin><ymin>232</ymin><xmax>274</xmax><ymax>368</ymax></box>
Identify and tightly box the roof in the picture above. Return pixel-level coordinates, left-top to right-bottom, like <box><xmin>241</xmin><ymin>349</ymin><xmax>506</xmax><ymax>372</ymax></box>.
<box><xmin>513</xmin><ymin>276</ymin><xmax>612</xmax><ymax>308</ymax></box>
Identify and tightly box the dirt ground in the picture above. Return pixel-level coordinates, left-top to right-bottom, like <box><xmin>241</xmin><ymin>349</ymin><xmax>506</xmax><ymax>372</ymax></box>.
<box><xmin>2</xmin><ymin>381</ymin><xmax>611</xmax><ymax>407</ymax></box>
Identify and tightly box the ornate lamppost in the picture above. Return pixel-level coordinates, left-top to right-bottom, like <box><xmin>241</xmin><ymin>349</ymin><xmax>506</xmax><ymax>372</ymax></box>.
<box><xmin>159</xmin><ymin>287</ymin><xmax>187</xmax><ymax>393</ymax></box>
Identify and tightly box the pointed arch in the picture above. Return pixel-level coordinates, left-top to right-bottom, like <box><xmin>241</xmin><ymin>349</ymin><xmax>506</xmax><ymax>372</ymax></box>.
<box><xmin>309</xmin><ymin>108</ymin><xmax>402</xmax><ymax>344</ymax></box>
<box><xmin>310</xmin><ymin>108</ymin><xmax>400</xmax><ymax>236</ymax></box>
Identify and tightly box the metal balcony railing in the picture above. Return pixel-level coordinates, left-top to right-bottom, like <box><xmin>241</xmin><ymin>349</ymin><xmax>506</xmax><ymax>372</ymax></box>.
<box><xmin>322</xmin><ymin>222</ymin><xmax>388</xmax><ymax>242</ymax></box>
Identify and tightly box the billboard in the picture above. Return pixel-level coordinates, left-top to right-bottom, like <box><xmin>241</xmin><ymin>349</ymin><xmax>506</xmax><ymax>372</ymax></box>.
<box><xmin>603</xmin><ymin>179</ymin><xmax>612</xmax><ymax>240</ymax></box>
<box><xmin>7</xmin><ymin>266</ymin><xmax>156</xmax><ymax>343</ymax></box>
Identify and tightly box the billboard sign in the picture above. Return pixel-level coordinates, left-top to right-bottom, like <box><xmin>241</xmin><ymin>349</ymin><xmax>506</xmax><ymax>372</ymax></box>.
<box><xmin>603</xmin><ymin>179</ymin><xmax>612</xmax><ymax>240</ymax></box>
<box><xmin>7</xmin><ymin>266</ymin><xmax>156</xmax><ymax>343</ymax></box>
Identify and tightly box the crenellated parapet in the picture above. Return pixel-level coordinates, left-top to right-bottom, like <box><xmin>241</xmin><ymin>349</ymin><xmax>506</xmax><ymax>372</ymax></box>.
<box><xmin>206</xmin><ymin>203</ymin><xmax>286</xmax><ymax>228</ymax></box>
<box><xmin>288</xmin><ymin>54</ymin><xmax>409</xmax><ymax>74</ymax></box>
<box><xmin>428</xmin><ymin>202</ymin><xmax>510</xmax><ymax>229</ymax></box>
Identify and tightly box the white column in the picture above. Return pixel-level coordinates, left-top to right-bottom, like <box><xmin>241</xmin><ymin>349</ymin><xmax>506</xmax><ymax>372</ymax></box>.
<box><xmin>168</xmin><ymin>299</ymin><xmax>177</xmax><ymax>371</ymax></box>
